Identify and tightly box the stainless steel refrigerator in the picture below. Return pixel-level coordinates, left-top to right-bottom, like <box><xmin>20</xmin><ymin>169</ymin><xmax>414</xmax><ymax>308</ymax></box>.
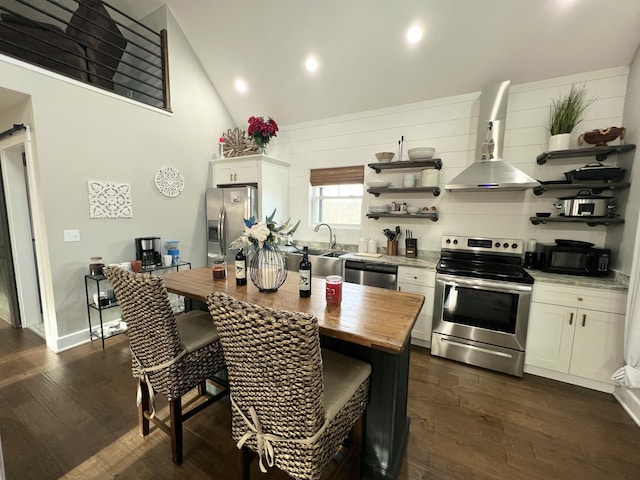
<box><xmin>206</xmin><ymin>186</ymin><xmax>258</xmax><ymax>265</ymax></box>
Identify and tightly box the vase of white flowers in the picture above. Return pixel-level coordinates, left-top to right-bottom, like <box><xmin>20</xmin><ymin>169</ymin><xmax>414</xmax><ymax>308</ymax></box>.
<box><xmin>229</xmin><ymin>210</ymin><xmax>295</xmax><ymax>292</ymax></box>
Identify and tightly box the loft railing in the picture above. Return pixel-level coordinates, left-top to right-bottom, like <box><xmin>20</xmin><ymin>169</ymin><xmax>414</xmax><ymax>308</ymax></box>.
<box><xmin>0</xmin><ymin>0</ymin><xmax>170</xmax><ymax>110</ymax></box>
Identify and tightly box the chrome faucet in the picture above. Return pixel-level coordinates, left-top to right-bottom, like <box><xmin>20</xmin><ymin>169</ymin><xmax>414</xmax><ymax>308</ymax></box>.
<box><xmin>314</xmin><ymin>223</ymin><xmax>336</xmax><ymax>250</ymax></box>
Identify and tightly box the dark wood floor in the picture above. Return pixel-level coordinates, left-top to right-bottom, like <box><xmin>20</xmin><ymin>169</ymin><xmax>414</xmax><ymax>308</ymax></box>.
<box><xmin>1</xmin><ymin>320</ymin><xmax>639</xmax><ymax>480</ymax></box>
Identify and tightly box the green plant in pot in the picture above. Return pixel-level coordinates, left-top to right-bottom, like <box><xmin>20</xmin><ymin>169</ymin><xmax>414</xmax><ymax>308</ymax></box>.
<box><xmin>548</xmin><ymin>83</ymin><xmax>593</xmax><ymax>151</ymax></box>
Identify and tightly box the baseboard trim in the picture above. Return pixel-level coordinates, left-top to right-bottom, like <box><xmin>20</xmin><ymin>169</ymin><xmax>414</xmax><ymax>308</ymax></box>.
<box><xmin>523</xmin><ymin>365</ymin><xmax>614</xmax><ymax>393</ymax></box>
<box><xmin>410</xmin><ymin>337</ymin><xmax>430</xmax><ymax>348</ymax></box>
<box><xmin>613</xmin><ymin>386</ymin><xmax>640</xmax><ymax>427</ymax></box>
<box><xmin>54</xmin><ymin>329</ymin><xmax>91</xmax><ymax>352</ymax></box>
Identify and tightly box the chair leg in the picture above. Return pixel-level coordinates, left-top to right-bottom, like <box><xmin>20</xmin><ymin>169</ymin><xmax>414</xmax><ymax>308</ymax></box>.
<box><xmin>138</xmin><ymin>379</ymin><xmax>150</xmax><ymax>437</ymax></box>
<box><xmin>170</xmin><ymin>398</ymin><xmax>183</xmax><ymax>465</ymax></box>
<box><xmin>242</xmin><ymin>446</ymin><xmax>256</xmax><ymax>480</ymax></box>
<box><xmin>197</xmin><ymin>379</ymin><xmax>207</xmax><ymax>395</ymax></box>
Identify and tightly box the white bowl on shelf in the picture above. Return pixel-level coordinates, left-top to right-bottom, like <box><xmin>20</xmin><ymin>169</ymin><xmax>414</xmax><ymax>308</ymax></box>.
<box><xmin>408</xmin><ymin>147</ymin><xmax>436</xmax><ymax>160</ymax></box>
<box><xmin>375</xmin><ymin>152</ymin><xmax>395</xmax><ymax>162</ymax></box>
<box><xmin>366</xmin><ymin>181</ymin><xmax>391</xmax><ymax>188</ymax></box>
<box><xmin>406</xmin><ymin>206</ymin><xmax>419</xmax><ymax>214</ymax></box>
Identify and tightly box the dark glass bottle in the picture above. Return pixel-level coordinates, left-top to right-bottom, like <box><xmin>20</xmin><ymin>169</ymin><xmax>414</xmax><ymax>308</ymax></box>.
<box><xmin>299</xmin><ymin>246</ymin><xmax>312</xmax><ymax>297</ymax></box>
<box><xmin>235</xmin><ymin>249</ymin><xmax>247</xmax><ymax>286</ymax></box>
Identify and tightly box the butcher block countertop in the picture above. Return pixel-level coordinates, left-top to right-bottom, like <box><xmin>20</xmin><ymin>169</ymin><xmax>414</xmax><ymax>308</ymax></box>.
<box><xmin>163</xmin><ymin>267</ymin><xmax>425</xmax><ymax>355</ymax></box>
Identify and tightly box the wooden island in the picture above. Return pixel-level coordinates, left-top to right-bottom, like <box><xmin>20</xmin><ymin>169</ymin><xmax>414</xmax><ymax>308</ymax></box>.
<box><xmin>163</xmin><ymin>267</ymin><xmax>425</xmax><ymax>480</ymax></box>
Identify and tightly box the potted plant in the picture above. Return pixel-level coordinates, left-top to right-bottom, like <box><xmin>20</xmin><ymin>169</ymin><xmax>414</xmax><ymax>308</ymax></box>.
<box><xmin>548</xmin><ymin>83</ymin><xmax>593</xmax><ymax>151</ymax></box>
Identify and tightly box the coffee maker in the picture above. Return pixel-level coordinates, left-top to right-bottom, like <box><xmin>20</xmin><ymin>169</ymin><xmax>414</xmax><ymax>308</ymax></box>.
<box><xmin>135</xmin><ymin>237</ymin><xmax>161</xmax><ymax>269</ymax></box>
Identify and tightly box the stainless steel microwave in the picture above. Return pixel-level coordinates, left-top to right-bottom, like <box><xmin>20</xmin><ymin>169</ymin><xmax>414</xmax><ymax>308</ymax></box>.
<box><xmin>537</xmin><ymin>244</ymin><xmax>611</xmax><ymax>277</ymax></box>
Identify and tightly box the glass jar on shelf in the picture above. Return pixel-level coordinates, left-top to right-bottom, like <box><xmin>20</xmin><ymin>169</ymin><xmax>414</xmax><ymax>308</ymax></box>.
<box><xmin>89</xmin><ymin>257</ymin><xmax>104</xmax><ymax>276</ymax></box>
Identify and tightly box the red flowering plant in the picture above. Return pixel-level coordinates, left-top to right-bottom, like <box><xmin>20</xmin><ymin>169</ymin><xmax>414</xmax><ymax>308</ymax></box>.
<box><xmin>247</xmin><ymin>116</ymin><xmax>278</xmax><ymax>152</ymax></box>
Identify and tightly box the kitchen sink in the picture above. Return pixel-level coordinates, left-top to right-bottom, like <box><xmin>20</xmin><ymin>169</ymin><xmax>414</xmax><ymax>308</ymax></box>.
<box><xmin>320</xmin><ymin>251</ymin><xmax>346</xmax><ymax>258</ymax></box>
<box><xmin>284</xmin><ymin>250</ymin><xmax>347</xmax><ymax>277</ymax></box>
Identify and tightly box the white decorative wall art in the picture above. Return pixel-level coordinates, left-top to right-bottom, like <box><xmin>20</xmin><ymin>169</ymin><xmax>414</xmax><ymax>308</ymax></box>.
<box><xmin>88</xmin><ymin>181</ymin><xmax>133</xmax><ymax>219</ymax></box>
<box><xmin>154</xmin><ymin>166</ymin><xmax>184</xmax><ymax>198</ymax></box>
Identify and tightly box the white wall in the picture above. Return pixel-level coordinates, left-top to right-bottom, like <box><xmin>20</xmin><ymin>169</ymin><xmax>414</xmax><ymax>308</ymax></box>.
<box><xmin>0</xmin><ymin>6</ymin><xmax>233</xmax><ymax>349</ymax></box>
<box><xmin>610</xmin><ymin>45</ymin><xmax>640</xmax><ymax>270</ymax></box>
<box><xmin>273</xmin><ymin>67</ymin><xmax>632</xmax><ymax>266</ymax></box>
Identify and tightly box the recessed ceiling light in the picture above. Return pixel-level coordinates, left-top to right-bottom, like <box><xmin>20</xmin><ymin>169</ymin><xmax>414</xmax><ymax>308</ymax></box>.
<box><xmin>305</xmin><ymin>57</ymin><xmax>318</xmax><ymax>73</ymax></box>
<box><xmin>406</xmin><ymin>25</ymin><xmax>423</xmax><ymax>44</ymax></box>
<box><xmin>235</xmin><ymin>79</ymin><xmax>247</xmax><ymax>93</ymax></box>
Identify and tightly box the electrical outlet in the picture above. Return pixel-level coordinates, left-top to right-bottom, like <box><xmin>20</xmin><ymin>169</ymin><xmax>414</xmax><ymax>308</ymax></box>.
<box><xmin>64</xmin><ymin>230</ymin><xmax>80</xmax><ymax>242</ymax></box>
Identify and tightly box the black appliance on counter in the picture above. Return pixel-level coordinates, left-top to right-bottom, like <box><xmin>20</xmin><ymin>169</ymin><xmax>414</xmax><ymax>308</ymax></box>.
<box><xmin>537</xmin><ymin>239</ymin><xmax>611</xmax><ymax>277</ymax></box>
<box><xmin>431</xmin><ymin>235</ymin><xmax>534</xmax><ymax>377</ymax></box>
<box><xmin>135</xmin><ymin>236</ymin><xmax>161</xmax><ymax>268</ymax></box>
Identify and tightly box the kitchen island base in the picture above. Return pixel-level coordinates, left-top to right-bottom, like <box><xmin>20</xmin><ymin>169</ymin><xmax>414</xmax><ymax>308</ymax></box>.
<box><xmin>322</xmin><ymin>336</ymin><xmax>410</xmax><ymax>480</ymax></box>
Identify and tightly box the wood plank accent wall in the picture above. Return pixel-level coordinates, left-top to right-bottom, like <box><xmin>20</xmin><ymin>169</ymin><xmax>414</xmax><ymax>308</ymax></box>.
<box><xmin>273</xmin><ymin>67</ymin><xmax>629</xmax><ymax>253</ymax></box>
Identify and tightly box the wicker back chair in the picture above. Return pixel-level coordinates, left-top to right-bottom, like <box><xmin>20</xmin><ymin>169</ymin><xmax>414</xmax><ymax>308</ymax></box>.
<box><xmin>103</xmin><ymin>266</ymin><xmax>227</xmax><ymax>465</ymax></box>
<box><xmin>206</xmin><ymin>291</ymin><xmax>371</xmax><ymax>480</ymax></box>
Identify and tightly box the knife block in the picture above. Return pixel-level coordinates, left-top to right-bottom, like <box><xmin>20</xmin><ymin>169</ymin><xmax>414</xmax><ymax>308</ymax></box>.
<box><xmin>405</xmin><ymin>238</ymin><xmax>417</xmax><ymax>258</ymax></box>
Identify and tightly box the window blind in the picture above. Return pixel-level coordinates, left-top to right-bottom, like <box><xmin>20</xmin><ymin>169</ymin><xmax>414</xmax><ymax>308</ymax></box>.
<box><xmin>309</xmin><ymin>165</ymin><xmax>364</xmax><ymax>186</ymax></box>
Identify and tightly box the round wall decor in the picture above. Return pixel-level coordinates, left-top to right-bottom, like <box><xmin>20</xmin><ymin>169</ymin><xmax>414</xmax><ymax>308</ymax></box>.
<box><xmin>154</xmin><ymin>166</ymin><xmax>184</xmax><ymax>198</ymax></box>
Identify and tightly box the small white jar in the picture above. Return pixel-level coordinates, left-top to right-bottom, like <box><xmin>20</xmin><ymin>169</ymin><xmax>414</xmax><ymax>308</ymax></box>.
<box><xmin>367</xmin><ymin>239</ymin><xmax>377</xmax><ymax>254</ymax></box>
<box><xmin>402</xmin><ymin>174</ymin><xmax>416</xmax><ymax>188</ymax></box>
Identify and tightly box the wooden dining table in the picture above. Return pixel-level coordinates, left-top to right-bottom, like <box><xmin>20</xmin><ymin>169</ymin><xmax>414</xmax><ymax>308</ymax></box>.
<box><xmin>163</xmin><ymin>266</ymin><xmax>425</xmax><ymax>480</ymax></box>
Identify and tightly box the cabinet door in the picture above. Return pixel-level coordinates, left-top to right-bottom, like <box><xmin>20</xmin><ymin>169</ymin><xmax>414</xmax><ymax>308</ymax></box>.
<box><xmin>525</xmin><ymin>302</ymin><xmax>575</xmax><ymax>372</ymax></box>
<box><xmin>234</xmin><ymin>160</ymin><xmax>258</xmax><ymax>184</ymax></box>
<box><xmin>398</xmin><ymin>282</ymin><xmax>434</xmax><ymax>343</ymax></box>
<box><xmin>213</xmin><ymin>163</ymin><xmax>235</xmax><ymax>184</ymax></box>
<box><xmin>569</xmin><ymin>309</ymin><xmax>624</xmax><ymax>383</ymax></box>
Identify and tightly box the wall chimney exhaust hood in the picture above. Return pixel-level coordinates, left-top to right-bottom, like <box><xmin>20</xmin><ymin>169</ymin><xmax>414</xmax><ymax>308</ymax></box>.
<box><xmin>445</xmin><ymin>81</ymin><xmax>540</xmax><ymax>191</ymax></box>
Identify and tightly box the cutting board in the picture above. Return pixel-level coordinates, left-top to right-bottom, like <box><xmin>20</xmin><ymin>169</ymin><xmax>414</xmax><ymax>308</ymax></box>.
<box><xmin>354</xmin><ymin>252</ymin><xmax>383</xmax><ymax>258</ymax></box>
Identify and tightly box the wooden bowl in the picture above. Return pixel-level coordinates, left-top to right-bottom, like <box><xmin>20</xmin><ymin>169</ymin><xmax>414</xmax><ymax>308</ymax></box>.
<box><xmin>578</xmin><ymin>127</ymin><xmax>625</xmax><ymax>147</ymax></box>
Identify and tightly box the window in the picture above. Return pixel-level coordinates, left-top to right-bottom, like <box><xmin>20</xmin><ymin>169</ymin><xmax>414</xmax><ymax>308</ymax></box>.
<box><xmin>310</xmin><ymin>166</ymin><xmax>364</xmax><ymax>226</ymax></box>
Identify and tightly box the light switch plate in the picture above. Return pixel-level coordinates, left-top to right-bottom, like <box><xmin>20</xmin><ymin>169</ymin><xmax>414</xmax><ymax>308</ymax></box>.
<box><xmin>64</xmin><ymin>230</ymin><xmax>80</xmax><ymax>242</ymax></box>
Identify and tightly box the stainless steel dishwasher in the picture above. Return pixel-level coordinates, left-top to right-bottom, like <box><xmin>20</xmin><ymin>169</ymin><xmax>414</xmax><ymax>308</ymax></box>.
<box><xmin>344</xmin><ymin>259</ymin><xmax>398</xmax><ymax>290</ymax></box>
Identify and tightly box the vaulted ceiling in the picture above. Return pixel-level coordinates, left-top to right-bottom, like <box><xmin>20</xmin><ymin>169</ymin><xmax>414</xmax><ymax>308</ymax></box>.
<box><xmin>126</xmin><ymin>0</ymin><xmax>640</xmax><ymax>127</ymax></box>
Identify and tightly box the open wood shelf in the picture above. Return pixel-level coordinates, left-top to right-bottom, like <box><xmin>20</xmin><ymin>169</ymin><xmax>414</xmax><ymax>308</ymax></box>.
<box><xmin>536</xmin><ymin>144</ymin><xmax>635</xmax><ymax>165</ymax></box>
<box><xmin>532</xmin><ymin>181</ymin><xmax>630</xmax><ymax>196</ymax></box>
<box><xmin>368</xmin><ymin>158</ymin><xmax>442</xmax><ymax>173</ymax></box>
<box><xmin>367</xmin><ymin>212</ymin><xmax>439</xmax><ymax>221</ymax></box>
<box><xmin>529</xmin><ymin>216</ymin><xmax>624</xmax><ymax>227</ymax></box>
<box><xmin>367</xmin><ymin>186</ymin><xmax>441</xmax><ymax>197</ymax></box>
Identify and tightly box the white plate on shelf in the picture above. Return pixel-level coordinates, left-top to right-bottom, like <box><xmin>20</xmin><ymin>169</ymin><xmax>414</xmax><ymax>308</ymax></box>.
<box><xmin>389</xmin><ymin>211</ymin><xmax>407</xmax><ymax>215</ymax></box>
<box><xmin>366</xmin><ymin>181</ymin><xmax>391</xmax><ymax>188</ymax></box>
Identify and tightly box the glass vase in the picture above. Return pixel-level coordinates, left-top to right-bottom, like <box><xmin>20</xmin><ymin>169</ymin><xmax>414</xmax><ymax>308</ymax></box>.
<box><xmin>249</xmin><ymin>245</ymin><xmax>287</xmax><ymax>292</ymax></box>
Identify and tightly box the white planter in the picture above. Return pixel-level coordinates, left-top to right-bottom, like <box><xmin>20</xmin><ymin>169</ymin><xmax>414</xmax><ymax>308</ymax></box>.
<box><xmin>549</xmin><ymin>133</ymin><xmax>571</xmax><ymax>152</ymax></box>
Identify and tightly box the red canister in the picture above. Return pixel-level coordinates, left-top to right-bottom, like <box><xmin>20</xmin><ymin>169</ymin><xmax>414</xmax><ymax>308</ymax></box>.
<box><xmin>326</xmin><ymin>275</ymin><xmax>343</xmax><ymax>306</ymax></box>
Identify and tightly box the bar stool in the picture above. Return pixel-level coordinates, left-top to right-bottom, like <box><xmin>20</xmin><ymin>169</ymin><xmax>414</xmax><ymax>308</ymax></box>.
<box><xmin>104</xmin><ymin>266</ymin><xmax>227</xmax><ymax>465</ymax></box>
<box><xmin>206</xmin><ymin>291</ymin><xmax>371</xmax><ymax>479</ymax></box>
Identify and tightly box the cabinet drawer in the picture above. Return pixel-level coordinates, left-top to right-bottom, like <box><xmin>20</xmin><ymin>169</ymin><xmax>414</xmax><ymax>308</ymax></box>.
<box><xmin>397</xmin><ymin>266</ymin><xmax>435</xmax><ymax>287</ymax></box>
<box><xmin>532</xmin><ymin>282</ymin><xmax>626</xmax><ymax>314</ymax></box>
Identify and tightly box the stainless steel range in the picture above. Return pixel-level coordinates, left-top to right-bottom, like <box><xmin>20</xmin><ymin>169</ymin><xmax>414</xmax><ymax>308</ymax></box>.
<box><xmin>431</xmin><ymin>235</ymin><xmax>534</xmax><ymax>377</ymax></box>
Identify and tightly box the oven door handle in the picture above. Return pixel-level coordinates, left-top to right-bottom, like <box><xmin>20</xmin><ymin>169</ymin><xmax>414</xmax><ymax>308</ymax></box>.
<box><xmin>440</xmin><ymin>337</ymin><xmax>514</xmax><ymax>358</ymax></box>
<box><xmin>436</xmin><ymin>274</ymin><xmax>532</xmax><ymax>294</ymax></box>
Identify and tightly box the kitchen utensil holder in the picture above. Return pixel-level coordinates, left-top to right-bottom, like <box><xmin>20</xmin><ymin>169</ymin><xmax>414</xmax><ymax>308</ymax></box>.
<box><xmin>405</xmin><ymin>238</ymin><xmax>417</xmax><ymax>258</ymax></box>
<box><xmin>387</xmin><ymin>240</ymin><xmax>398</xmax><ymax>256</ymax></box>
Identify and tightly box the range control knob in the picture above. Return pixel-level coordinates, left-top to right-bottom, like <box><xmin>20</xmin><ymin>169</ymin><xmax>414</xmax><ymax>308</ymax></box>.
<box><xmin>445</xmin><ymin>239</ymin><xmax>451</xmax><ymax>244</ymax></box>
<box><xmin>453</xmin><ymin>239</ymin><xmax>459</xmax><ymax>245</ymax></box>
<box><xmin>495</xmin><ymin>242</ymin><xmax>501</xmax><ymax>248</ymax></box>
<box><xmin>503</xmin><ymin>242</ymin><xmax>509</xmax><ymax>248</ymax></box>
<box><xmin>512</xmin><ymin>243</ymin><xmax>518</xmax><ymax>249</ymax></box>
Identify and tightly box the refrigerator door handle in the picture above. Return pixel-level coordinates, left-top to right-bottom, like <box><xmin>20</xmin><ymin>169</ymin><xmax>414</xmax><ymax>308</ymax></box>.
<box><xmin>219</xmin><ymin>206</ymin><xmax>226</xmax><ymax>257</ymax></box>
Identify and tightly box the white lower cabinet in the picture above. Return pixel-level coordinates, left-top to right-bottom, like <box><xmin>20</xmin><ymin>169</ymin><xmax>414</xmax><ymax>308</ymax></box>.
<box><xmin>524</xmin><ymin>282</ymin><xmax>626</xmax><ymax>392</ymax></box>
<box><xmin>397</xmin><ymin>266</ymin><xmax>435</xmax><ymax>348</ymax></box>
